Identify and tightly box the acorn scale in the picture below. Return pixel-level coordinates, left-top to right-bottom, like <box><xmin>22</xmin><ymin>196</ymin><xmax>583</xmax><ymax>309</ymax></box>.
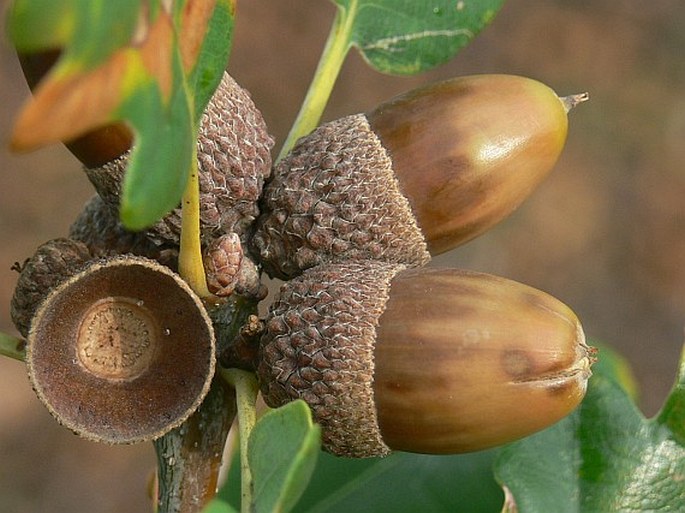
<box><xmin>69</xmin><ymin>194</ymin><xmax>178</xmax><ymax>268</ymax></box>
<box><xmin>258</xmin><ymin>260</ymin><xmax>593</xmax><ymax>458</ymax></box>
<box><xmin>10</xmin><ymin>238</ymin><xmax>92</xmax><ymax>337</ymax></box>
<box><xmin>252</xmin><ymin>75</ymin><xmax>587</xmax><ymax>279</ymax></box>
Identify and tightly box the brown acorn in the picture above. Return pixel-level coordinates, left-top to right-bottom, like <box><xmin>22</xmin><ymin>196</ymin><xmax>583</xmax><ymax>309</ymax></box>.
<box><xmin>258</xmin><ymin>261</ymin><xmax>593</xmax><ymax>458</ymax></box>
<box><xmin>84</xmin><ymin>71</ymin><xmax>274</xmax><ymax>244</ymax></box>
<box><xmin>25</xmin><ymin>255</ymin><xmax>215</xmax><ymax>443</ymax></box>
<box><xmin>252</xmin><ymin>75</ymin><xmax>587</xmax><ymax>279</ymax></box>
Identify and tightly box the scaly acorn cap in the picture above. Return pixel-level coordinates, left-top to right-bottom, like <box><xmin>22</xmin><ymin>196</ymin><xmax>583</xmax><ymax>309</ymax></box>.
<box><xmin>69</xmin><ymin>194</ymin><xmax>179</xmax><ymax>269</ymax></box>
<box><xmin>258</xmin><ymin>261</ymin><xmax>593</xmax><ymax>458</ymax></box>
<box><xmin>203</xmin><ymin>233</ymin><xmax>267</xmax><ymax>301</ymax></box>
<box><xmin>85</xmin><ymin>72</ymin><xmax>274</xmax><ymax>245</ymax></box>
<box><xmin>26</xmin><ymin>255</ymin><xmax>215</xmax><ymax>444</ymax></box>
<box><xmin>253</xmin><ymin>115</ymin><xmax>429</xmax><ymax>279</ymax></box>
<box><xmin>69</xmin><ymin>195</ymin><xmax>178</xmax><ymax>264</ymax></box>
<box><xmin>252</xmin><ymin>75</ymin><xmax>587</xmax><ymax>279</ymax></box>
<box><xmin>10</xmin><ymin>238</ymin><xmax>92</xmax><ymax>337</ymax></box>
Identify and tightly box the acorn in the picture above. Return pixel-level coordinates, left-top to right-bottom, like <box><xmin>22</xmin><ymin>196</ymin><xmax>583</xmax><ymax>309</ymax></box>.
<box><xmin>24</xmin><ymin>255</ymin><xmax>215</xmax><ymax>443</ymax></box>
<box><xmin>252</xmin><ymin>75</ymin><xmax>588</xmax><ymax>279</ymax></box>
<box><xmin>84</xmin><ymin>71</ymin><xmax>274</xmax><ymax>244</ymax></box>
<box><xmin>258</xmin><ymin>261</ymin><xmax>593</xmax><ymax>458</ymax></box>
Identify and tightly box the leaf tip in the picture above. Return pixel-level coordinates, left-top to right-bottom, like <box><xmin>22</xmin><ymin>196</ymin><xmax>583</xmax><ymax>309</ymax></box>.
<box><xmin>500</xmin><ymin>485</ymin><xmax>519</xmax><ymax>513</ymax></box>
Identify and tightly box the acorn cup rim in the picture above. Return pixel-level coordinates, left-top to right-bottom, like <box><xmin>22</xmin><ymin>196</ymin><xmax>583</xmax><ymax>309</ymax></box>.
<box><xmin>26</xmin><ymin>255</ymin><xmax>216</xmax><ymax>444</ymax></box>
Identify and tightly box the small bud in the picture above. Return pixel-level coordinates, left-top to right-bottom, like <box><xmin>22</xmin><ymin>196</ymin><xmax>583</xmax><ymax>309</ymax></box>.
<box><xmin>203</xmin><ymin>233</ymin><xmax>267</xmax><ymax>300</ymax></box>
<box><xmin>253</xmin><ymin>75</ymin><xmax>582</xmax><ymax>279</ymax></box>
<box><xmin>258</xmin><ymin>261</ymin><xmax>592</xmax><ymax>457</ymax></box>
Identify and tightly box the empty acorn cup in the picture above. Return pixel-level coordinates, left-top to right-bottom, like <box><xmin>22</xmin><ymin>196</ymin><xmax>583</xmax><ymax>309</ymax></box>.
<box><xmin>25</xmin><ymin>255</ymin><xmax>216</xmax><ymax>444</ymax></box>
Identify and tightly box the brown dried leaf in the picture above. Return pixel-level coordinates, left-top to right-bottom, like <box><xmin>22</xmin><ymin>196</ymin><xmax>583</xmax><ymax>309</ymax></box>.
<box><xmin>179</xmin><ymin>0</ymin><xmax>218</xmax><ymax>72</ymax></box>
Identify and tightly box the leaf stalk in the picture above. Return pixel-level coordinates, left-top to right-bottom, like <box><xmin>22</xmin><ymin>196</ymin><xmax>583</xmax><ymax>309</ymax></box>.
<box><xmin>221</xmin><ymin>368</ymin><xmax>259</xmax><ymax>513</ymax></box>
<box><xmin>0</xmin><ymin>331</ymin><xmax>26</xmax><ymax>362</ymax></box>
<box><xmin>277</xmin><ymin>2</ymin><xmax>358</xmax><ymax>161</ymax></box>
<box><xmin>178</xmin><ymin>149</ymin><xmax>211</xmax><ymax>298</ymax></box>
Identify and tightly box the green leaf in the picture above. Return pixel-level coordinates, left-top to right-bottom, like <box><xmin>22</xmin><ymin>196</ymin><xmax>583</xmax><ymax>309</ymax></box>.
<box><xmin>495</xmin><ymin>344</ymin><xmax>685</xmax><ymax>513</ymax></box>
<box><xmin>8</xmin><ymin>0</ymin><xmax>140</xmax><ymax>65</ymax></box>
<box><xmin>657</xmin><ymin>345</ymin><xmax>685</xmax><ymax>444</ymax></box>
<box><xmin>248</xmin><ymin>401</ymin><xmax>321</xmax><ymax>513</ymax></box>
<box><xmin>186</xmin><ymin>0</ymin><xmax>235</xmax><ymax>121</ymax></box>
<box><xmin>221</xmin><ymin>445</ymin><xmax>502</xmax><ymax>513</ymax></box>
<box><xmin>118</xmin><ymin>50</ymin><xmax>194</xmax><ymax>229</ymax></box>
<box><xmin>591</xmin><ymin>341</ymin><xmax>639</xmax><ymax>402</ymax></box>
<box><xmin>332</xmin><ymin>0</ymin><xmax>505</xmax><ymax>75</ymax></box>
<box><xmin>296</xmin><ymin>450</ymin><xmax>502</xmax><ymax>513</ymax></box>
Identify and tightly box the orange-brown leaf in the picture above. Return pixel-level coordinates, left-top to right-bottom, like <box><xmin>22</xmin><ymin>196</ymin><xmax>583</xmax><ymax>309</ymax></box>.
<box><xmin>11</xmin><ymin>10</ymin><xmax>176</xmax><ymax>152</ymax></box>
<box><xmin>179</xmin><ymin>0</ymin><xmax>218</xmax><ymax>73</ymax></box>
<box><xmin>11</xmin><ymin>52</ymin><xmax>128</xmax><ymax>151</ymax></box>
<box><xmin>138</xmin><ymin>10</ymin><xmax>174</xmax><ymax>101</ymax></box>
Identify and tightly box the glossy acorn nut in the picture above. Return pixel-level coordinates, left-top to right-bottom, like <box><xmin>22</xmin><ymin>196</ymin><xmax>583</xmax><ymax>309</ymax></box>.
<box><xmin>84</xmin><ymin>71</ymin><xmax>274</xmax><ymax>244</ymax></box>
<box><xmin>252</xmin><ymin>75</ymin><xmax>587</xmax><ymax>279</ymax></box>
<box><xmin>258</xmin><ymin>261</ymin><xmax>593</xmax><ymax>458</ymax></box>
<box><xmin>26</xmin><ymin>255</ymin><xmax>215</xmax><ymax>443</ymax></box>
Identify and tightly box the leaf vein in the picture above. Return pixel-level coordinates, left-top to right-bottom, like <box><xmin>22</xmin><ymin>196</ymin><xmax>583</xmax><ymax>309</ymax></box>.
<box><xmin>361</xmin><ymin>28</ymin><xmax>473</xmax><ymax>52</ymax></box>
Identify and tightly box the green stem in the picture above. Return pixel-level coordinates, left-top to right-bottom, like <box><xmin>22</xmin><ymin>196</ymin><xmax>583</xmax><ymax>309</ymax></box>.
<box><xmin>277</xmin><ymin>2</ymin><xmax>357</xmax><ymax>161</ymax></box>
<box><xmin>0</xmin><ymin>331</ymin><xmax>26</xmax><ymax>362</ymax></box>
<box><xmin>221</xmin><ymin>368</ymin><xmax>259</xmax><ymax>513</ymax></box>
<box><xmin>178</xmin><ymin>150</ymin><xmax>211</xmax><ymax>298</ymax></box>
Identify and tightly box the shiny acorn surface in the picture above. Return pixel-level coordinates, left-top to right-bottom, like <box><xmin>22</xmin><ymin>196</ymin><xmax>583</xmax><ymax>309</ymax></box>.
<box><xmin>253</xmin><ymin>75</ymin><xmax>585</xmax><ymax>279</ymax></box>
<box><xmin>374</xmin><ymin>267</ymin><xmax>593</xmax><ymax>454</ymax></box>
<box><xmin>368</xmin><ymin>74</ymin><xmax>579</xmax><ymax>255</ymax></box>
<box><xmin>258</xmin><ymin>261</ymin><xmax>593</xmax><ymax>457</ymax></box>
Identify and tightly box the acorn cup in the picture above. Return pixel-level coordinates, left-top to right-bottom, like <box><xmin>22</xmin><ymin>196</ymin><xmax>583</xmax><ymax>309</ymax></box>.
<box><xmin>85</xmin><ymin>71</ymin><xmax>275</xmax><ymax>245</ymax></box>
<box><xmin>252</xmin><ymin>75</ymin><xmax>588</xmax><ymax>279</ymax></box>
<box><xmin>258</xmin><ymin>261</ymin><xmax>594</xmax><ymax>458</ymax></box>
<box><xmin>12</xmin><ymin>245</ymin><xmax>215</xmax><ymax>444</ymax></box>
<box><xmin>10</xmin><ymin>238</ymin><xmax>92</xmax><ymax>338</ymax></box>
<box><xmin>69</xmin><ymin>194</ymin><xmax>179</xmax><ymax>268</ymax></box>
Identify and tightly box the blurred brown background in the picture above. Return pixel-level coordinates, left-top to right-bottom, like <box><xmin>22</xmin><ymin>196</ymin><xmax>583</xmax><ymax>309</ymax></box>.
<box><xmin>2</xmin><ymin>1</ymin><xmax>685</xmax><ymax>511</ymax></box>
